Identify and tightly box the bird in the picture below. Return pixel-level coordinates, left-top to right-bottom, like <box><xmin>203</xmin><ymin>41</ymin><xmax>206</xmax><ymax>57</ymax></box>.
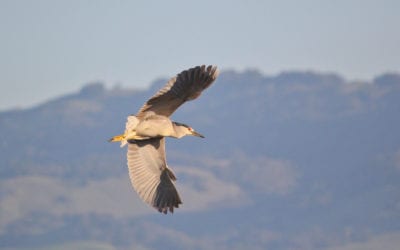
<box><xmin>109</xmin><ymin>65</ymin><xmax>219</xmax><ymax>214</ymax></box>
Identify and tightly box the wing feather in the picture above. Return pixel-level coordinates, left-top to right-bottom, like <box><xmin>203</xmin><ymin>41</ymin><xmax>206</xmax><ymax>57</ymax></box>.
<box><xmin>136</xmin><ymin>65</ymin><xmax>219</xmax><ymax>118</ymax></box>
<box><xmin>127</xmin><ymin>138</ymin><xmax>182</xmax><ymax>213</ymax></box>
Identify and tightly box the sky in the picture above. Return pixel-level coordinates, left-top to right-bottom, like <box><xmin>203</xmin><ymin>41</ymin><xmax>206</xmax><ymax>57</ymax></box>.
<box><xmin>0</xmin><ymin>0</ymin><xmax>399</xmax><ymax>110</ymax></box>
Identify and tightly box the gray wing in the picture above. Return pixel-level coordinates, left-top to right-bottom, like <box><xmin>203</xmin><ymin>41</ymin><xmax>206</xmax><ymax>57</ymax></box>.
<box><xmin>136</xmin><ymin>65</ymin><xmax>219</xmax><ymax>119</ymax></box>
<box><xmin>127</xmin><ymin>137</ymin><xmax>182</xmax><ymax>213</ymax></box>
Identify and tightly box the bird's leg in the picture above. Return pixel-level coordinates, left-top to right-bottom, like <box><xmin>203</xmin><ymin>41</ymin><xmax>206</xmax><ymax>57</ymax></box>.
<box><xmin>108</xmin><ymin>134</ymin><xmax>125</xmax><ymax>142</ymax></box>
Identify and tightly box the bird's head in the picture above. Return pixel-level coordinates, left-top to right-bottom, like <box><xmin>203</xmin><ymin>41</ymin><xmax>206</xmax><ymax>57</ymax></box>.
<box><xmin>173</xmin><ymin>122</ymin><xmax>204</xmax><ymax>138</ymax></box>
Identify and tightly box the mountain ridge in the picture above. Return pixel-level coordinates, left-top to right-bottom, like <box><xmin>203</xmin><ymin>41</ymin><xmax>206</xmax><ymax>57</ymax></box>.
<box><xmin>1</xmin><ymin>69</ymin><xmax>400</xmax><ymax>250</ymax></box>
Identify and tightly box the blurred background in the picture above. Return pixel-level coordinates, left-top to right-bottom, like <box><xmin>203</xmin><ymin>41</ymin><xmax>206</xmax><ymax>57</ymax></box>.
<box><xmin>1</xmin><ymin>1</ymin><xmax>399</xmax><ymax>249</ymax></box>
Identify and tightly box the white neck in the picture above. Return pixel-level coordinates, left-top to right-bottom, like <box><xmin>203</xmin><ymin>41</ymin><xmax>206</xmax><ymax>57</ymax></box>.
<box><xmin>172</xmin><ymin>124</ymin><xmax>189</xmax><ymax>138</ymax></box>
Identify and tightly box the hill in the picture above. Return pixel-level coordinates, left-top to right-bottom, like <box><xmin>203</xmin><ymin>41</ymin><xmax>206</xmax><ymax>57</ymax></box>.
<box><xmin>1</xmin><ymin>69</ymin><xmax>400</xmax><ymax>249</ymax></box>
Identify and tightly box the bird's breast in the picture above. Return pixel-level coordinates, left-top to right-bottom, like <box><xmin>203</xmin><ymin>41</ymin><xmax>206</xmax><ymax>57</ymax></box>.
<box><xmin>135</xmin><ymin>118</ymin><xmax>174</xmax><ymax>138</ymax></box>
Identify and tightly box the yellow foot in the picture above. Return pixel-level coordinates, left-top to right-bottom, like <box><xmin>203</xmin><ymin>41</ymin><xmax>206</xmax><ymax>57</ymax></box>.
<box><xmin>108</xmin><ymin>134</ymin><xmax>125</xmax><ymax>142</ymax></box>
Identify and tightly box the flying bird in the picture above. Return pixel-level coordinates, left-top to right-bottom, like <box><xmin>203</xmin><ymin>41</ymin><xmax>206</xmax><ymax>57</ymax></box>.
<box><xmin>109</xmin><ymin>65</ymin><xmax>219</xmax><ymax>214</ymax></box>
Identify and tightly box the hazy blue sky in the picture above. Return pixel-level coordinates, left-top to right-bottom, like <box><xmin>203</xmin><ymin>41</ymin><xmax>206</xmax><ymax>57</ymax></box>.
<box><xmin>1</xmin><ymin>0</ymin><xmax>399</xmax><ymax>110</ymax></box>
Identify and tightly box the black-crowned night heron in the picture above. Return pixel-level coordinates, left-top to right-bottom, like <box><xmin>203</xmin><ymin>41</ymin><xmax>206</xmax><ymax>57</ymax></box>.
<box><xmin>109</xmin><ymin>65</ymin><xmax>219</xmax><ymax>214</ymax></box>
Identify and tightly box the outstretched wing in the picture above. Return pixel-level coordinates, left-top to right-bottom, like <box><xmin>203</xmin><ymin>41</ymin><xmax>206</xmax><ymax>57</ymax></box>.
<box><xmin>126</xmin><ymin>138</ymin><xmax>182</xmax><ymax>213</ymax></box>
<box><xmin>136</xmin><ymin>65</ymin><xmax>219</xmax><ymax>119</ymax></box>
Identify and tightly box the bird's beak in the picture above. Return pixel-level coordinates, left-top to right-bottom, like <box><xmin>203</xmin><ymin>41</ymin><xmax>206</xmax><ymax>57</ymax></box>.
<box><xmin>191</xmin><ymin>131</ymin><xmax>205</xmax><ymax>138</ymax></box>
